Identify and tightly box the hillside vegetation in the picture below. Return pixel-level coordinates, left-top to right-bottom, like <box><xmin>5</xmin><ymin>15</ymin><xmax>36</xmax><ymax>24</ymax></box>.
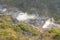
<box><xmin>0</xmin><ymin>0</ymin><xmax>60</xmax><ymax>40</ymax></box>
<box><xmin>0</xmin><ymin>14</ymin><xmax>60</xmax><ymax>40</ymax></box>
<box><xmin>0</xmin><ymin>14</ymin><xmax>41</xmax><ymax>40</ymax></box>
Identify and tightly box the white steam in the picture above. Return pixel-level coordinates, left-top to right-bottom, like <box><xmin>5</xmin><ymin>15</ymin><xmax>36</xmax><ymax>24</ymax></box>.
<box><xmin>2</xmin><ymin>8</ymin><xmax>7</xmax><ymax>12</ymax></box>
<box><xmin>42</xmin><ymin>18</ymin><xmax>60</xmax><ymax>29</ymax></box>
<box><xmin>16</xmin><ymin>12</ymin><xmax>36</xmax><ymax>21</ymax></box>
<box><xmin>42</xmin><ymin>18</ymin><xmax>53</xmax><ymax>28</ymax></box>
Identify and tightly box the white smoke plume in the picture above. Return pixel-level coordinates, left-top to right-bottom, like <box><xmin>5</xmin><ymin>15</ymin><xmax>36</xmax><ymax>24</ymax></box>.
<box><xmin>16</xmin><ymin>12</ymin><xmax>36</xmax><ymax>21</ymax></box>
<box><xmin>42</xmin><ymin>18</ymin><xmax>54</xmax><ymax>28</ymax></box>
<box><xmin>42</xmin><ymin>18</ymin><xmax>60</xmax><ymax>29</ymax></box>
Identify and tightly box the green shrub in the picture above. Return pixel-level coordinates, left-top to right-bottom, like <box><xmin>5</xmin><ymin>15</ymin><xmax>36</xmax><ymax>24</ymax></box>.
<box><xmin>48</xmin><ymin>28</ymin><xmax>60</xmax><ymax>40</ymax></box>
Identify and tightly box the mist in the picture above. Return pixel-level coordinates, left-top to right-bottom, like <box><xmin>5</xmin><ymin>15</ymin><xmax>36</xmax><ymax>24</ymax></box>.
<box><xmin>16</xmin><ymin>12</ymin><xmax>37</xmax><ymax>21</ymax></box>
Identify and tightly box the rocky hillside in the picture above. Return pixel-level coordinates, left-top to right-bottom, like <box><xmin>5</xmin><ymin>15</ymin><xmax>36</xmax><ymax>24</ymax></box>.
<box><xmin>0</xmin><ymin>14</ymin><xmax>60</xmax><ymax>40</ymax></box>
<box><xmin>0</xmin><ymin>0</ymin><xmax>60</xmax><ymax>40</ymax></box>
<box><xmin>0</xmin><ymin>14</ymin><xmax>41</xmax><ymax>40</ymax></box>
